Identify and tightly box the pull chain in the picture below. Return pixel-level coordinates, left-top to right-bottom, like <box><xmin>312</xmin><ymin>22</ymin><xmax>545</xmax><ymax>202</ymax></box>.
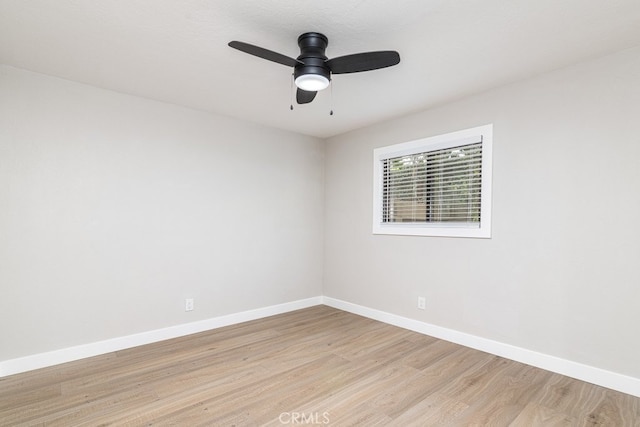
<box><xmin>329</xmin><ymin>79</ymin><xmax>334</xmax><ymax>116</ymax></box>
<box><xmin>290</xmin><ymin>73</ymin><xmax>294</xmax><ymax>110</ymax></box>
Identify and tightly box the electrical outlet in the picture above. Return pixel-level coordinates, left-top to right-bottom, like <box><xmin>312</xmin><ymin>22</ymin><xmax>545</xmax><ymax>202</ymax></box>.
<box><xmin>417</xmin><ymin>296</ymin><xmax>426</xmax><ymax>310</ymax></box>
<box><xmin>185</xmin><ymin>298</ymin><xmax>194</xmax><ymax>312</ymax></box>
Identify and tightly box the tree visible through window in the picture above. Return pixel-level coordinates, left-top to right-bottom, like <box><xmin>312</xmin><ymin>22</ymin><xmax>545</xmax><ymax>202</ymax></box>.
<box><xmin>381</xmin><ymin>142</ymin><xmax>482</xmax><ymax>224</ymax></box>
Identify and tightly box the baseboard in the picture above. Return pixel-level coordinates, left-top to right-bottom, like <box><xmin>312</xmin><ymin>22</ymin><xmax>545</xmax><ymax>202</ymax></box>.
<box><xmin>0</xmin><ymin>296</ymin><xmax>323</xmax><ymax>378</ymax></box>
<box><xmin>5</xmin><ymin>296</ymin><xmax>639</xmax><ymax>398</ymax></box>
<box><xmin>322</xmin><ymin>296</ymin><xmax>640</xmax><ymax>398</ymax></box>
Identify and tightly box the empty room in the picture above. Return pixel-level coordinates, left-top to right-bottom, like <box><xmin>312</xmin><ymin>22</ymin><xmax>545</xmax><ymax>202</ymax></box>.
<box><xmin>1</xmin><ymin>1</ymin><xmax>640</xmax><ymax>425</ymax></box>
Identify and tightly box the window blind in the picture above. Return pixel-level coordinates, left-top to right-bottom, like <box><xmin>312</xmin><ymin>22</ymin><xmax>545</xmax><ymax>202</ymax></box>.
<box><xmin>381</xmin><ymin>141</ymin><xmax>483</xmax><ymax>225</ymax></box>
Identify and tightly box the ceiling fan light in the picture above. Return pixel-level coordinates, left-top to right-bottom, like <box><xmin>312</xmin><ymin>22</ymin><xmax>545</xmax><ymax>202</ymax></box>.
<box><xmin>295</xmin><ymin>73</ymin><xmax>330</xmax><ymax>92</ymax></box>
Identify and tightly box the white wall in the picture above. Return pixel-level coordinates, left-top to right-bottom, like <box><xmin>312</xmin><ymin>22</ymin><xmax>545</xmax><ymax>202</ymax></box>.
<box><xmin>324</xmin><ymin>46</ymin><xmax>640</xmax><ymax>379</ymax></box>
<box><xmin>0</xmin><ymin>65</ymin><xmax>324</xmax><ymax>361</ymax></box>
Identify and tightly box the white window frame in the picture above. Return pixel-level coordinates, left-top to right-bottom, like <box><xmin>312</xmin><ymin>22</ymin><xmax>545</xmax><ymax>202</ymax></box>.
<box><xmin>373</xmin><ymin>124</ymin><xmax>493</xmax><ymax>238</ymax></box>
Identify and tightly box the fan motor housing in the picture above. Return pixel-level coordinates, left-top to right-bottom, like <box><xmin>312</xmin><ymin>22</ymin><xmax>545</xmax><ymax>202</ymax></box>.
<box><xmin>295</xmin><ymin>32</ymin><xmax>331</xmax><ymax>83</ymax></box>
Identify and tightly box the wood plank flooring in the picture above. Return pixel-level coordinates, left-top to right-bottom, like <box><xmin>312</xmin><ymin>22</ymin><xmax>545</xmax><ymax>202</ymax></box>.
<box><xmin>1</xmin><ymin>306</ymin><xmax>639</xmax><ymax>426</ymax></box>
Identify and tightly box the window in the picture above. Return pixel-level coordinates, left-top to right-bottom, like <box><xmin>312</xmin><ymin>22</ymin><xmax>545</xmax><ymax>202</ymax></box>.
<box><xmin>373</xmin><ymin>124</ymin><xmax>492</xmax><ymax>238</ymax></box>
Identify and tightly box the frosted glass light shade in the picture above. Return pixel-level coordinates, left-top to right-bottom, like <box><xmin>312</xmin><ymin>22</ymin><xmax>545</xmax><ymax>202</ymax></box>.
<box><xmin>295</xmin><ymin>74</ymin><xmax>330</xmax><ymax>91</ymax></box>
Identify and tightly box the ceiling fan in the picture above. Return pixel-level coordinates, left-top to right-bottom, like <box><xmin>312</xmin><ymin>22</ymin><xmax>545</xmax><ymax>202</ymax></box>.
<box><xmin>228</xmin><ymin>32</ymin><xmax>401</xmax><ymax>105</ymax></box>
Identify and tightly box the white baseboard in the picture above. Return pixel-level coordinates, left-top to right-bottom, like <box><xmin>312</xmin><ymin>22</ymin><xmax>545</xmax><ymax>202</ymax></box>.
<box><xmin>322</xmin><ymin>296</ymin><xmax>640</xmax><ymax>398</ymax></box>
<box><xmin>0</xmin><ymin>296</ymin><xmax>323</xmax><ymax>378</ymax></box>
<box><xmin>4</xmin><ymin>295</ymin><xmax>639</xmax><ymax>399</ymax></box>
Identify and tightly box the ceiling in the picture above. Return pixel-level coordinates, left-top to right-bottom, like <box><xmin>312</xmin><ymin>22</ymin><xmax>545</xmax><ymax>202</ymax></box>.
<box><xmin>1</xmin><ymin>1</ymin><xmax>640</xmax><ymax>138</ymax></box>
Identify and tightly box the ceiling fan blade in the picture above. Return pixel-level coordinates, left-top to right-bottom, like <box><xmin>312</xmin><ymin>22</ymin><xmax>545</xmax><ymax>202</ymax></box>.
<box><xmin>296</xmin><ymin>88</ymin><xmax>317</xmax><ymax>104</ymax></box>
<box><xmin>228</xmin><ymin>41</ymin><xmax>302</xmax><ymax>67</ymax></box>
<box><xmin>326</xmin><ymin>51</ymin><xmax>400</xmax><ymax>74</ymax></box>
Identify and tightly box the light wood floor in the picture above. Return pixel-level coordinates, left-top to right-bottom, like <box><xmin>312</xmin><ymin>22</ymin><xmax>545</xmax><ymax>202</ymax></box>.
<box><xmin>1</xmin><ymin>306</ymin><xmax>639</xmax><ymax>426</ymax></box>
